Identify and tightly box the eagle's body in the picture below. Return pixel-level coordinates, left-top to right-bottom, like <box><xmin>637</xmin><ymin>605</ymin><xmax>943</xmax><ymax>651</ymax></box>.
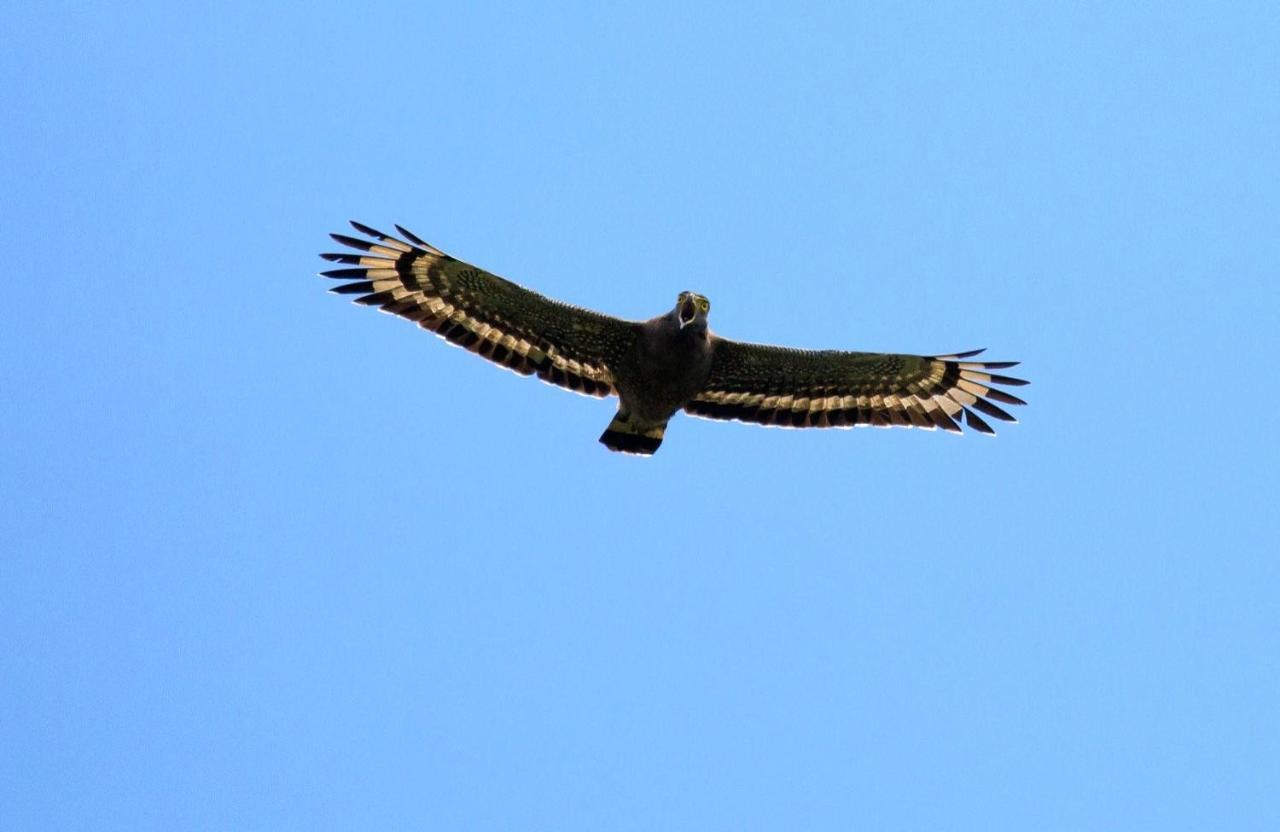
<box><xmin>321</xmin><ymin>222</ymin><xmax>1028</xmax><ymax>455</ymax></box>
<box><xmin>602</xmin><ymin>304</ymin><xmax>716</xmax><ymax>453</ymax></box>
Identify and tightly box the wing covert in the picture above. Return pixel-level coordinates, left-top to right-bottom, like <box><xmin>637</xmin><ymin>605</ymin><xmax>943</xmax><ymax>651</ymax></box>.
<box><xmin>686</xmin><ymin>340</ymin><xmax>1028</xmax><ymax>434</ymax></box>
<box><xmin>321</xmin><ymin>222</ymin><xmax>636</xmax><ymax>397</ymax></box>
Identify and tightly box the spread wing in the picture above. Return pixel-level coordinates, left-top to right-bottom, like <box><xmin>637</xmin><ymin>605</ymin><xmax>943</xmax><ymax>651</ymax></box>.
<box><xmin>320</xmin><ymin>222</ymin><xmax>637</xmax><ymax>397</ymax></box>
<box><xmin>686</xmin><ymin>339</ymin><xmax>1028</xmax><ymax>434</ymax></box>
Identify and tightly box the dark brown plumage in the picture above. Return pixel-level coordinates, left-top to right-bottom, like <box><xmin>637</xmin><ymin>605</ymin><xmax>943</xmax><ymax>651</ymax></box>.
<box><xmin>320</xmin><ymin>222</ymin><xmax>1028</xmax><ymax>454</ymax></box>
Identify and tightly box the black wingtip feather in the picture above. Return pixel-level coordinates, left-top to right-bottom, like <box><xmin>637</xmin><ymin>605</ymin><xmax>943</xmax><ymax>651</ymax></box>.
<box><xmin>320</xmin><ymin>268</ymin><xmax>368</xmax><ymax>279</ymax></box>
<box><xmin>330</xmin><ymin>281</ymin><xmax>374</xmax><ymax>295</ymax></box>
<box><xmin>932</xmin><ymin>409</ymin><xmax>963</xmax><ymax>433</ymax></box>
<box><xmin>330</xmin><ymin>233</ymin><xmax>375</xmax><ymax>251</ymax></box>
<box><xmin>395</xmin><ymin>224</ymin><xmax>430</xmax><ymax>247</ymax></box>
<box><xmin>988</xmin><ymin>373</ymin><xmax>1030</xmax><ymax>387</ymax></box>
<box><xmin>970</xmin><ymin>397</ymin><xmax>1017</xmax><ymax>422</ymax></box>
<box><xmin>349</xmin><ymin>220</ymin><xmax>391</xmax><ymax>240</ymax></box>
<box><xmin>985</xmin><ymin>389</ymin><xmax>1028</xmax><ymax>406</ymax></box>
<box><xmin>353</xmin><ymin>289</ymin><xmax>399</xmax><ymax>307</ymax></box>
<box><xmin>940</xmin><ymin>348</ymin><xmax>986</xmax><ymax>360</ymax></box>
<box><xmin>964</xmin><ymin>407</ymin><xmax>996</xmax><ymax>434</ymax></box>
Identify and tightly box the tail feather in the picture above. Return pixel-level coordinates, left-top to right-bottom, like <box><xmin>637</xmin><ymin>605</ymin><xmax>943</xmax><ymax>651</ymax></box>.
<box><xmin>599</xmin><ymin>412</ymin><xmax>665</xmax><ymax>455</ymax></box>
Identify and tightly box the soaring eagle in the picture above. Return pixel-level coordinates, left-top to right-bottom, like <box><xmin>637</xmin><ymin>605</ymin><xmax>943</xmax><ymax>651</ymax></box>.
<box><xmin>321</xmin><ymin>222</ymin><xmax>1028</xmax><ymax>455</ymax></box>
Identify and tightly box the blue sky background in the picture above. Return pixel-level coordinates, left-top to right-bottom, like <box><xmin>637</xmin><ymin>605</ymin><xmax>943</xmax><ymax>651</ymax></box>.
<box><xmin>3</xmin><ymin>2</ymin><xmax>1278</xmax><ymax>829</ymax></box>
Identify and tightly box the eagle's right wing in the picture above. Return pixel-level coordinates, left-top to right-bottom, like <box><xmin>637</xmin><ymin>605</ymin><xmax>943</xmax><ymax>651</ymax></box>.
<box><xmin>321</xmin><ymin>222</ymin><xmax>637</xmax><ymax>398</ymax></box>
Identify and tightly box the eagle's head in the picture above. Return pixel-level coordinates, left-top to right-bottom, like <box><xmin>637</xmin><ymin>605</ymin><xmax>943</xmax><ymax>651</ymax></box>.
<box><xmin>675</xmin><ymin>291</ymin><xmax>711</xmax><ymax>329</ymax></box>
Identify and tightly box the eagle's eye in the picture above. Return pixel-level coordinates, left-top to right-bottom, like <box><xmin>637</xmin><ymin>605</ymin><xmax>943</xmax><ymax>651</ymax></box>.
<box><xmin>697</xmin><ymin>297</ymin><xmax>710</xmax><ymax>313</ymax></box>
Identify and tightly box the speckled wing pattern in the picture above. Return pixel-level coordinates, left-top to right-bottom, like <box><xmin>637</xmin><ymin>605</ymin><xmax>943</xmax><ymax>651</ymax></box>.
<box><xmin>321</xmin><ymin>222</ymin><xmax>636</xmax><ymax>397</ymax></box>
<box><xmin>686</xmin><ymin>341</ymin><xmax>1028</xmax><ymax>434</ymax></box>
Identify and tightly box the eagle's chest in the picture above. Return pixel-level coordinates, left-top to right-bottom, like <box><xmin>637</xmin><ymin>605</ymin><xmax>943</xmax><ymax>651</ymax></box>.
<box><xmin>615</xmin><ymin>327</ymin><xmax>713</xmax><ymax>421</ymax></box>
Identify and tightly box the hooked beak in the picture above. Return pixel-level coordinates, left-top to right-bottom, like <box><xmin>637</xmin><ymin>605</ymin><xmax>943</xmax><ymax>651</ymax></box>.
<box><xmin>679</xmin><ymin>296</ymin><xmax>697</xmax><ymax>328</ymax></box>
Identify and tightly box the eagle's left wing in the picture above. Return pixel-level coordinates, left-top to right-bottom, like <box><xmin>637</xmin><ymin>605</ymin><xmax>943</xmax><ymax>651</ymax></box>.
<box><xmin>686</xmin><ymin>339</ymin><xmax>1028</xmax><ymax>434</ymax></box>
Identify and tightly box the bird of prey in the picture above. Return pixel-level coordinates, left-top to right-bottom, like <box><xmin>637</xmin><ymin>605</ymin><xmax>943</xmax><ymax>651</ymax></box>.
<box><xmin>320</xmin><ymin>222</ymin><xmax>1028</xmax><ymax>455</ymax></box>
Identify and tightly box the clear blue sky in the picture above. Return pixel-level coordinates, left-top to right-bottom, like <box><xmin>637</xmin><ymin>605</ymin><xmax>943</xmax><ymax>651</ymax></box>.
<box><xmin>3</xmin><ymin>2</ymin><xmax>1278</xmax><ymax>829</ymax></box>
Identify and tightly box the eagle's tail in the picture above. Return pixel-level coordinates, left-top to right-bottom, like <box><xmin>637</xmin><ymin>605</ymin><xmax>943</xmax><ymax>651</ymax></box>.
<box><xmin>599</xmin><ymin>411</ymin><xmax>665</xmax><ymax>455</ymax></box>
